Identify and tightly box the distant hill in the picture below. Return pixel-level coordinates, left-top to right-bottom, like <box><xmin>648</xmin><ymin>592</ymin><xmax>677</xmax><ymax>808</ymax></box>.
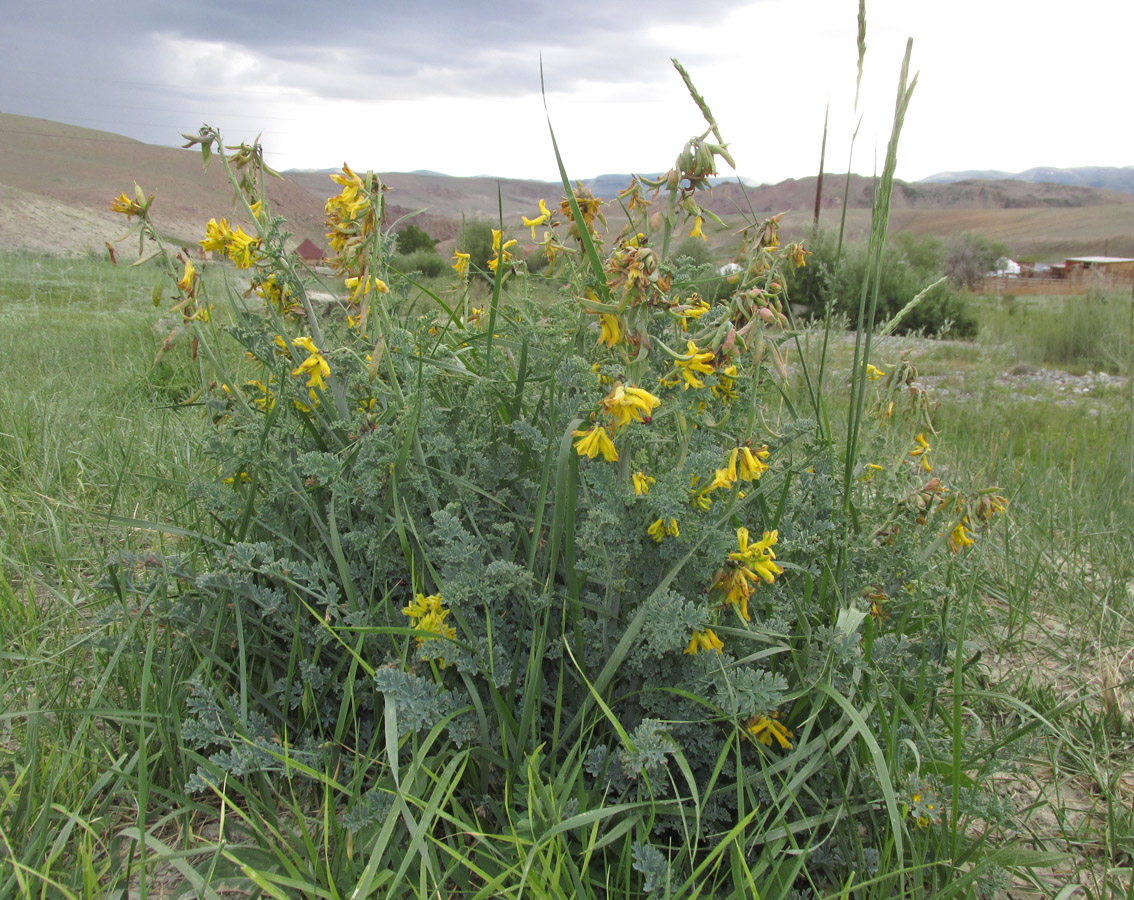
<box><xmin>0</xmin><ymin>112</ymin><xmax>326</xmax><ymax>256</ymax></box>
<box><xmin>2</xmin><ymin>111</ymin><xmax>1132</xmax><ymax>261</ymax></box>
<box><xmin>287</xmin><ymin>169</ymin><xmax>1134</xmax><ymax>259</ymax></box>
<box><xmin>920</xmin><ymin>165</ymin><xmax>1134</xmax><ymax>195</ymax></box>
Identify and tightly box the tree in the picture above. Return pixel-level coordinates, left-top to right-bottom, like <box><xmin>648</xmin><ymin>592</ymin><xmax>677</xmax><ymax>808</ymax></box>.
<box><xmin>395</xmin><ymin>224</ymin><xmax>439</xmax><ymax>256</ymax></box>
<box><xmin>945</xmin><ymin>232</ymin><xmax>1009</xmax><ymax>289</ymax></box>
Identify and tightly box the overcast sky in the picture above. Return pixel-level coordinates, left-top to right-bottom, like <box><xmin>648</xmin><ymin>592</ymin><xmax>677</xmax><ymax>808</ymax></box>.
<box><xmin>2</xmin><ymin>1</ymin><xmax>1130</xmax><ymax>184</ymax></box>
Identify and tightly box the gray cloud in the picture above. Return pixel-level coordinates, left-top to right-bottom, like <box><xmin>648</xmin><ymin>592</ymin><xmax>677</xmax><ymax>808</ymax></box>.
<box><xmin>0</xmin><ymin>0</ymin><xmax>746</xmax><ymax>154</ymax></box>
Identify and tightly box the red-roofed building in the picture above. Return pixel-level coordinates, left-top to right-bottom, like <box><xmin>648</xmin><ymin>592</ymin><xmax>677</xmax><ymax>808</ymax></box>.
<box><xmin>295</xmin><ymin>238</ymin><xmax>325</xmax><ymax>263</ymax></box>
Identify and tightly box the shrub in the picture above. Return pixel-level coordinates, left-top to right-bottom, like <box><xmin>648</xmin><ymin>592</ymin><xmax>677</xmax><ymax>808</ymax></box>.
<box><xmin>393</xmin><ymin>248</ymin><xmax>445</xmax><ymax>278</ymax></box>
<box><xmin>393</xmin><ymin>223</ymin><xmax>439</xmax><ymax>255</ymax></box>
<box><xmin>106</xmin><ymin>68</ymin><xmax>1013</xmax><ymax>895</ymax></box>
<box><xmin>787</xmin><ymin>228</ymin><xmax>979</xmax><ymax>337</ymax></box>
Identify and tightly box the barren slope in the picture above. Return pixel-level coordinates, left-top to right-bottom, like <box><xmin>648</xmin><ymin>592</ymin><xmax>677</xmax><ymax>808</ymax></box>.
<box><xmin>0</xmin><ymin>113</ymin><xmax>326</xmax><ymax>255</ymax></box>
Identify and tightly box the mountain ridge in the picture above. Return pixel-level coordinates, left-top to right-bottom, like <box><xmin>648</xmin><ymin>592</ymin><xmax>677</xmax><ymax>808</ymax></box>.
<box><xmin>2</xmin><ymin>112</ymin><xmax>1132</xmax><ymax>259</ymax></box>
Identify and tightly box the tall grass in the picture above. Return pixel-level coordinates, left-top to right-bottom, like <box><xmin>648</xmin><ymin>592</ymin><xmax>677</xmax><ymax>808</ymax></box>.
<box><xmin>972</xmin><ymin>289</ymin><xmax>1133</xmax><ymax>375</ymax></box>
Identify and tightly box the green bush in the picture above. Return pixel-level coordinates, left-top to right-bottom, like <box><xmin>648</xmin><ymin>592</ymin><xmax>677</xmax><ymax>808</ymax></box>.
<box><xmin>393</xmin><ymin>223</ymin><xmax>439</xmax><ymax>255</ymax></box>
<box><xmin>393</xmin><ymin>248</ymin><xmax>445</xmax><ymax>278</ymax></box>
<box><xmin>787</xmin><ymin>229</ymin><xmax>979</xmax><ymax>338</ymax></box>
<box><xmin>103</xmin><ymin>74</ymin><xmax>1015</xmax><ymax>894</ymax></box>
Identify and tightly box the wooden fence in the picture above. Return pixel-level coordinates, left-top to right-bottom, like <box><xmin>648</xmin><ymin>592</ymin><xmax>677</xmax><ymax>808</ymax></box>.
<box><xmin>975</xmin><ymin>274</ymin><xmax>1134</xmax><ymax>296</ymax></box>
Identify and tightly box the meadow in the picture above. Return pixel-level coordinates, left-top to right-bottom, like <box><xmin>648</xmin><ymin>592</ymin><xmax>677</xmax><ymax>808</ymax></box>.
<box><xmin>1</xmin><ymin>238</ymin><xmax>1130</xmax><ymax>898</ymax></box>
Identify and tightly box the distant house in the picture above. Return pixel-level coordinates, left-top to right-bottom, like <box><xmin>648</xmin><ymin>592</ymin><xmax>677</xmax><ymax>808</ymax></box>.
<box><xmin>295</xmin><ymin>238</ymin><xmax>325</xmax><ymax>263</ymax></box>
<box><xmin>1064</xmin><ymin>256</ymin><xmax>1134</xmax><ymax>281</ymax></box>
<box><xmin>991</xmin><ymin>257</ymin><xmax>1021</xmax><ymax>277</ymax></box>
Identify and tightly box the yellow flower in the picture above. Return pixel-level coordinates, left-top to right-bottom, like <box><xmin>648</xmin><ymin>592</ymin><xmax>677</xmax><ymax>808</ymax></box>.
<box><xmin>712</xmin><ymin>364</ymin><xmax>739</xmax><ymax>402</ymax></box>
<box><xmin>738</xmin><ymin>445</ymin><xmax>770</xmax><ymax>481</ymax></box>
<box><xmin>680</xmin><ymin>296</ymin><xmax>711</xmax><ymax>331</ymax></box>
<box><xmin>522</xmin><ymin>198</ymin><xmax>551</xmax><ymax>239</ymax></box>
<box><xmin>632</xmin><ymin>471</ymin><xmax>655</xmax><ymax>496</ymax></box>
<box><xmin>599</xmin><ymin>383</ymin><xmax>660</xmax><ymax>429</ymax></box>
<box><xmin>731</xmin><ymin>528</ymin><xmax>783</xmax><ymax>584</ymax></box>
<box><xmin>690</xmin><ymin>489</ymin><xmax>714</xmax><ymax>511</ymax></box>
<box><xmin>789</xmin><ymin>242</ymin><xmax>809</xmax><ymax>268</ymax></box>
<box><xmin>402</xmin><ymin>592</ymin><xmax>457</xmax><ymax>662</ymax></box>
<box><xmin>572</xmin><ymin>425</ymin><xmax>618</xmax><ymax>462</ymax></box>
<box><xmin>684</xmin><ymin>629</ymin><xmax>725</xmax><ymax>655</ymax></box>
<box><xmin>344</xmin><ymin>274</ymin><xmax>389</xmax><ymax>302</ymax></box>
<box><xmin>909</xmin><ymin>433</ymin><xmax>933</xmax><ymax>473</ymax></box>
<box><xmin>487</xmin><ymin>229</ymin><xmax>517</xmax><ymax>272</ymax></box>
<box><xmin>716</xmin><ymin>568</ymin><xmax>754</xmax><ymax>620</ymax></box>
<box><xmin>290</xmin><ymin>336</ymin><xmax>330</xmax><ymax>391</ymax></box>
<box><xmin>226</xmin><ymin>224</ymin><xmax>260</xmax><ymax>269</ymax></box>
<box><xmin>975</xmin><ymin>494</ymin><xmax>1008</xmax><ymax>523</ymax></box>
<box><xmin>200</xmin><ymin>217</ymin><xmax>260</xmax><ymax>267</ymax></box>
<box><xmin>858</xmin><ymin>463</ymin><xmax>885</xmax><ymax>482</ymax></box>
<box><xmin>647</xmin><ymin>518</ymin><xmax>680</xmax><ymax>542</ymax></box>
<box><xmin>200</xmin><ymin>218</ymin><xmax>232</xmax><ymax>253</ymax></box>
<box><xmin>109</xmin><ymin>190</ymin><xmax>148</xmax><ymax>218</ymax></box>
<box><xmin>706</xmin><ymin>451</ymin><xmax>739</xmax><ymax>494</ymax></box>
<box><xmin>689</xmin><ymin>215</ymin><xmax>705</xmax><ymax>241</ymax></box>
<box><xmin>947</xmin><ymin>517</ymin><xmax>974</xmax><ymax>553</ymax></box>
<box><xmin>674</xmin><ymin>340</ymin><xmax>715</xmax><ymax>390</ymax></box>
<box><xmin>745</xmin><ymin>713</ymin><xmax>793</xmax><ymax>750</ymax></box>
<box><xmin>866</xmin><ymin>363</ymin><xmax>885</xmax><ymax>381</ymax></box>
<box><xmin>246</xmin><ymin>379</ymin><xmax>276</xmax><ymax>412</ymax></box>
<box><xmin>451</xmin><ymin>250</ymin><xmax>470</xmax><ymax>277</ymax></box>
<box><xmin>598</xmin><ymin>313</ymin><xmax>621</xmax><ymax>347</ymax></box>
<box><xmin>177</xmin><ymin>258</ymin><xmax>197</xmax><ymax>295</ymax></box>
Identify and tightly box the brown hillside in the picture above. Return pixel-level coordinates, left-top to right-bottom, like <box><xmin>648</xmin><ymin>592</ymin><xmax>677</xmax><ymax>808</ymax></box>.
<box><xmin>4</xmin><ymin>111</ymin><xmax>1133</xmax><ymax>262</ymax></box>
<box><xmin>0</xmin><ymin>112</ymin><xmax>326</xmax><ymax>256</ymax></box>
<box><xmin>292</xmin><ymin>169</ymin><xmax>1134</xmax><ymax>261</ymax></box>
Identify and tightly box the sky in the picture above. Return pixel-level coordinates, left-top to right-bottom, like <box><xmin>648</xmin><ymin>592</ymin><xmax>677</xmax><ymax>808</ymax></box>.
<box><xmin>2</xmin><ymin>0</ymin><xmax>1131</xmax><ymax>185</ymax></box>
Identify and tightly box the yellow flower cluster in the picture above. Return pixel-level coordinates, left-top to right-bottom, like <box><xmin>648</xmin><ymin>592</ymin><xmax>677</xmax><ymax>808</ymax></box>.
<box><xmin>672</xmin><ymin>340</ymin><xmax>715</xmax><ymax>390</ymax></box>
<box><xmin>745</xmin><ymin>712</ymin><xmax>793</xmax><ymax>750</ymax></box>
<box><xmin>947</xmin><ymin>517</ymin><xmax>974</xmax><ymax>553</ymax></box>
<box><xmin>572</xmin><ymin>425</ymin><xmax>618</xmax><ymax>462</ymax></box>
<box><xmin>714</xmin><ymin>528</ymin><xmax>783</xmax><ymax>621</ymax></box>
<box><xmin>200</xmin><ymin>217</ymin><xmax>260</xmax><ymax>269</ymax></box>
<box><xmin>487</xmin><ymin>229</ymin><xmax>517</xmax><ymax>273</ymax></box>
<box><xmin>679</xmin><ymin>295</ymin><xmax>711</xmax><ymax>332</ymax></box>
<box><xmin>451</xmin><ymin>250</ymin><xmax>471</xmax><ymax>278</ymax></box>
<box><xmin>289</xmin><ymin>336</ymin><xmax>330</xmax><ymax>391</ymax></box>
<box><xmin>109</xmin><ymin>187</ymin><xmax>152</xmax><ymax>219</ymax></box>
<box><xmin>598</xmin><ymin>313</ymin><xmax>621</xmax><ymax>348</ymax></box>
<box><xmin>344</xmin><ymin>274</ymin><xmax>389</xmax><ymax>305</ymax></box>
<box><xmin>325</xmin><ymin>164</ymin><xmax>378</xmax><ymax>259</ymax></box>
<box><xmin>632</xmin><ymin>471</ymin><xmax>655</xmax><ymax>496</ymax></box>
<box><xmin>402</xmin><ymin>593</ymin><xmax>457</xmax><ymax>663</ymax></box>
<box><xmin>572</xmin><ymin>382</ymin><xmax>661</xmax><ymax>464</ymax></box>
<box><xmin>692</xmin><ymin>445</ymin><xmax>770</xmax><ymax>509</ymax></box>
<box><xmin>684</xmin><ymin>628</ymin><xmax>724</xmax><ymax>655</ymax></box>
<box><xmin>908</xmin><ymin>432</ymin><xmax>933</xmax><ymax>473</ymax></box>
<box><xmin>647</xmin><ymin>518</ymin><xmax>680</xmax><ymax>542</ymax></box>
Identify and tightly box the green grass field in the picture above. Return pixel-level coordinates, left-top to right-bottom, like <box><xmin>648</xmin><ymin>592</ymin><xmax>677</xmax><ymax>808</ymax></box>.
<box><xmin>1</xmin><ymin>248</ymin><xmax>1131</xmax><ymax>898</ymax></box>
